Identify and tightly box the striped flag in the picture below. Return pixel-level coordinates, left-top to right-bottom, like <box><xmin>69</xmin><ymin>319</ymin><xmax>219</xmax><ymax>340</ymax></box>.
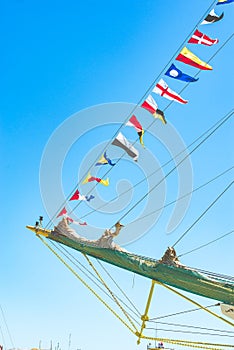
<box><xmin>82</xmin><ymin>173</ymin><xmax>109</xmax><ymax>186</ymax></box>
<box><xmin>69</xmin><ymin>189</ymin><xmax>86</xmax><ymax>201</ymax></box>
<box><xmin>126</xmin><ymin>115</ymin><xmax>145</xmax><ymax>147</ymax></box>
<box><xmin>141</xmin><ymin>95</ymin><xmax>167</xmax><ymax>124</ymax></box>
<box><xmin>153</xmin><ymin>79</ymin><xmax>188</xmax><ymax>104</ymax></box>
<box><xmin>112</xmin><ymin>132</ymin><xmax>139</xmax><ymax>161</ymax></box>
<box><xmin>176</xmin><ymin>47</ymin><xmax>212</xmax><ymax>70</ymax></box>
<box><xmin>141</xmin><ymin>95</ymin><xmax>158</xmax><ymax>115</ymax></box>
<box><xmin>188</xmin><ymin>29</ymin><xmax>218</xmax><ymax>46</ymax></box>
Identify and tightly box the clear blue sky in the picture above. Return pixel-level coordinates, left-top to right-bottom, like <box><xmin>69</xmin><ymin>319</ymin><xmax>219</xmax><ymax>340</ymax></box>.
<box><xmin>1</xmin><ymin>1</ymin><xmax>234</xmax><ymax>350</ymax></box>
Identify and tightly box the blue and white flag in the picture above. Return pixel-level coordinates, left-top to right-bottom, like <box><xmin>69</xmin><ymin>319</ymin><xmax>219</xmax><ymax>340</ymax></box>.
<box><xmin>217</xmin><ymin>0</ymin><xmax>234</xmax><ymax>5</ymax></box>
<box><xmin>165</xmin><ymin>64</ymin><xmax>198</xmax><ymax>83</ymax></box>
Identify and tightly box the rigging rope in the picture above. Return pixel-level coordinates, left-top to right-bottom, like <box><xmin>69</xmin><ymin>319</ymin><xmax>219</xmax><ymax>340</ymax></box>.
<box><xmin>146</xmin><ymin>327</ymin><xmax>234</xmax><ymax>338</ymax></box>
<box><xmin>141</xmin><ymin>334</ymin><xmax>234</xmax><ymax>350</ymax></box>
<box><xmin>0</xmin><ymin>324</ymin><xmax>6</xmax><ymax>350</ymax></box>
<box><xmin>172</xmin><ymin>181</ymin><xmax>234</xmax><ymax>247</ymax></box>
<box><xmin>114</xmin><ymin>110</ymin><xmax>233</xmax><ymax>228</ymax></box>
<box><xmin>45</xmin><ymin>0</ymin><xmax>220</xmax><ymax>228</ymax></box>
<box><xmin>178</xmin><ymin>229</ymin><xmax>234</xmax><ymax>257</ymax></box>
<box><xmin>82</xmin><ymin>253</ymin><xmax>139</xmax><ymax>332</ymax></box>
<box><xmin>163</xmin><ymin>32</ymin><xmax>234</xmax><ymax>113</ymax></box>
<box><xmin>155</xmin><ymin>281</ymin><xmax>234</xmax><ymax>328</ymax></box>
<box><xmin>148</xmin><ymin>321</ymin><xmax>234</xmax><ymax>335</ymax></box>
<box><xmin>79</xmin><ymin>116</ymin><xmax>234</xmax><ymax>221</ymax></box>
<box><xmin>125</xmin><ymin>165</ymin><xmax>234</xmax><ymax>225</ymax></box>
<box><xmin>48</xmin><ymin>239</ymin><xmax>142</xmax><ymax>322</ymax></box>
<box><xmin>38</xmin><ymin>235</ymin><xmax>137</xmax><ymax>335</ymax></box>
<box><xmin>95</xmin><ymin>259</ymin><xmax>141</xmax><ymax>317</ymax></box>
<box><xmin>150</xmin><ymin>303</ymin><xmax>220</xmax><ymax>321</ymax></box>
<box><xmin>69</xmin><ymin>31</ymin><xmax>234</xmax><ymax>226</ymax></box>
<box><xmin>0</xmin><ymin>305</ymin><xmax>14</xmax><ymax>349</ymax></box>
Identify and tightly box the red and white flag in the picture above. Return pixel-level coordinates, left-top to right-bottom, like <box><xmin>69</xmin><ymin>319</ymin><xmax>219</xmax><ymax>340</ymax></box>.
<box><xmin>57</xmin><ymin>207</ymin><xmax>67</xmax><ymax>218</ymax></box>
<box><xmin>153</xmin><ymin>79</ymin><xmax>188</xmax><ymax>104</ymax></box>
<box><xmin>67</xmin><ymin>217</ymin><xmax>87</xmax><ymax>226</ymax></box>
<box><xmin>188</xmin><ymin>29</ymin><xmax>218</xmax><ymax>46</ymax></box>
<box><xmin>141</xmin><ymin>95</ymin><xmax>158</xmax><ymax>115</ymax></box>
<box><xmin>66</xmin><ymin>216</ymin><xmax>74</xmax><ymax>223</ymax></box>
<box><xmin>69</xmin><ymin>189</ymin><xmax>86</xmax><ymax>201</ymax></box>
<box><xmin>126</xmin><ymin>115</ymin><xmax>142</xmax><ymax>132</ymax></box>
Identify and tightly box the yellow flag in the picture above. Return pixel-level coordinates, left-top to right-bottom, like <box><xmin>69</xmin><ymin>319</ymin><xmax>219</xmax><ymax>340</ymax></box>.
<box><xmin>82</xmin><ymin>172</ymin><xmax>91</xmax><ymax>184</ymax></box>
<box><xmin>100</xmin><ymin>178</ymin><xmax>109</xmax><ymax>186</ymax></box>
<box><xmin>176</xmin><ymin>47</ymin><xmax>212</xmax><ymax>70</ymax></box>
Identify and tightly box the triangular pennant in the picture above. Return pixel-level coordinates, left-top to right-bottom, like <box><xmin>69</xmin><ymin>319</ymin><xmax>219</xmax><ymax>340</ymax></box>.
<box><xmin>57</xmin><ymin>207</ymin><xmax>67</xmax><ymax>218</ymax></box>
<box><xmin>201</xmin><ymin>9</ymin><xmax>224</xmax><ymax>24</ymax></box>
<box><xmin>165</xmin><ymin>63</ymin><xmax>198</xmax><ymax>82</ymax></box>
<box><xmin>153</xmin><ymin>79</ymin><xmax>188</xmax><ymax>104</ymax></box>
<box><xmin>188</xmin><ymin>29</ymin><xmax>218</xmax><ymax>46</ymax></box>
<box><xmin>176</xmin><ymin>47</ymin><xmax>212</xmax><ymax>70</ymax></box>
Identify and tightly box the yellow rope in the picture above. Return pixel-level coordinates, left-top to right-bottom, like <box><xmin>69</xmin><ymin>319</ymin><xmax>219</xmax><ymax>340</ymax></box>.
<box><xmin>141</xmin><ymin>334</ymin><xmax>234</xmax><ymax>349</ymax></box>
<box><xmin>36</xmin><ymin>235</ymin><xmax>234</xmax><ymax>349</ymax></box>
<box><xmin>137</xmin><ymin>280</ymin><xmax>156</xmax><ymax>344</ymax></box>
<box><xmin>82</xmin><ymin>253</ymin><xmax>138</xmax><ymax>332</ymax></box>
<box><xmin>155</xmin><ymin>281</ymin><xmax>234</xmax><ymax>328</ymax></box>
<box><xmin>37</xmin><ymin>235</ymin><xmax>136</xmax><ymax>335</ymax></box>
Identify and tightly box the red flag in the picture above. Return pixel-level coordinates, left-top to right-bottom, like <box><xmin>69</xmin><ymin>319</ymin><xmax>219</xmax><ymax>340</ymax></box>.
<box><xmin>83</xmin><ymin>173</ymin><xmax>109</xmax><ymax>186</ymax></box>
<box><xmin>67</xmin><ymin>216</ymin><xmax>74</xmax><ymax>223</ymax></box>
<box><xmin>57</xmin><ymin>207</ymin><xmax>67</xmax><ymax>218</ymax></box>
<box><xmin>126</xmin><ymin>115</ymin><xmax>145</xmax><ymax>147</ymax></box>
<box><xmin>69</xmin><ymin>189</ymin><xmax>86</xmax><ymax>201</ymax></box>
<box><xmin>176</xmin><ymin>47</ymin><xmax>212</xmax><ymax>71</ymax></box>
<box><xmin>126</xmin><ymin>115</ymin><xmax>142</xmax><ymax>132</ymax></box>
<box><xmin>69</xmin><ymin>189</ymin><xmax>79</xmax><ymax>201</ymax></box>
<box><xmin>141</xmin><ymin>95</ymin><xmax>158</xmax><ymax>115</ymax></box>
<box><xmin>188</xmin><ymin>29</ymin><xmax>218</xmax><ymax>46</ymax></box>
<box><xmin>79</xmin><ymin>221</ymin><xmax>87</xmax><ymax>226</ymax></box>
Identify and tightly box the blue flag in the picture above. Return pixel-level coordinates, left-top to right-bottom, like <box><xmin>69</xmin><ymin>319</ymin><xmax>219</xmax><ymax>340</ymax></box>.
<box><xmin>217</xmin><ymin>0</ymin><xmax>234</xmax><ymax>4</ymax></box>
<box><xmin>165</xmin><ymin>63</ymin><xmax>199</xmax><ymax>83</ymax></box>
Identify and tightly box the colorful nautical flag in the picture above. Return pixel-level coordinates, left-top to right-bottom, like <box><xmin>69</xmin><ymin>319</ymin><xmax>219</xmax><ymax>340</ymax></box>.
<box><xmin>217</xmin><ymin>0</ymin><xmax>234</xmax><ymax>5</ymax></box>
<box><xmin>155</xmin><ymin>109</ymin><xmax>167</xmax><ymax>124</ymax></box>
<box><xmin>68</xmin><ymin>217</ymin><xmax>87</xmax><ymax>226</ymax></box>
<box><xmin>57</xmin><ymin>207</ymin><xmax>67</xmax><ymax>218</ymax></box>
<box><xmin>96</xmin><ymin>151</ymin><xmax>116</xmax><ymax>166</ymax></box>
<box><xmin>66</xmin><ymin>216</ymin><xmax>74</xmax><ymax>223</ymax></box>
<box><xmin>165</xmin><ymin>63</ymin><xmax>198</xmax><ymax>83</ymax></box>
<box><xmin>78</xmin><ymin>221</ymin><xmax>87</xmax><ymax>226</ymax></box>
<box><xmin>112</xmin><ymin>132</ymin><xmax>139</xmax><ymax>161</ymax></box>
<box><xmin>153</xmin><ymin>79</ymin><xmax>188</xmax><ymax>104</ymax></box>
<box><xmin>188</xmin><ymin>29</ymin><xmax>218</xmax><ymax>46</ymax></box>
<box><xmin>69</xmin><ymin>190</ymin><xmax>95</xmax><ymax>202</ymax></box>
<box><xmin>141</xmin><ymin>95</ymin><xmax>167</xmax><ymax>124</ymax></box>
<box><xmin>86</xmin><ymin>195</ymin><xmax>95</xmax><ymax>202</ymax></box>
<box><xmin>141</xmin><ymin>95</ymin><xmax>158</xmax><ymax>115</ymax></box>
<box><xmin>82</xmin><ymin>173</ymin><xmax>109</xmax><ymax>186</ymax></box>
<box><xmin>69</xmin><ymin>189</ymin><xmax>86</xmax><ymax>201</ymax></box>
<box><xmin>126</xmin><ymin>115</ymin><xmax>145</xmax><ymax>147</ymax></box>
<box><xmin>176</xmin><ymin>47</ymin><xmax>212</xmax><ymax>70</ymax></box>
<box><xmin>126</xmin><ymin>115</ymin><xmax>142</xmax><ymax>132</ymax></box>
<box><xmin>201</xmin><ymin>9</ymin><xmax>224</xmax><ymax>24</ymax></box>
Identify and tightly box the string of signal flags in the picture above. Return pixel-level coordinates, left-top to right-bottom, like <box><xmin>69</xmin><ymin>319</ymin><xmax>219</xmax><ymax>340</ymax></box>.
<box><xmin>56</xmin><ymin>0</ymin><xmax>233</xmax><ymax>227</ymax></box>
